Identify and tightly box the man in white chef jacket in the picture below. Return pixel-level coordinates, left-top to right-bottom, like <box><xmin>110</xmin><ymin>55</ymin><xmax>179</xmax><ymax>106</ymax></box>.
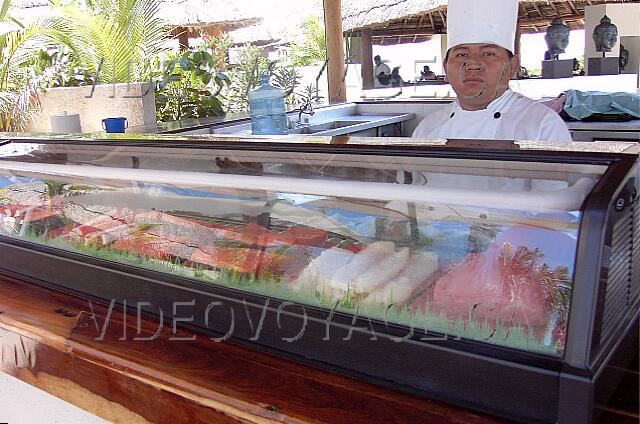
<box><xmin>412</xmin><ymin>0</ymin><xmax>572</xmax><ymax>142</ymax></box>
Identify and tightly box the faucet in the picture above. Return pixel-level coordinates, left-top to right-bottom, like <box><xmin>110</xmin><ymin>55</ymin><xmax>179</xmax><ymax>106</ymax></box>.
<box><xmin>290</xmin><ymin>100</ymin><xmax>315</xmax><ymax>128</ymax></box>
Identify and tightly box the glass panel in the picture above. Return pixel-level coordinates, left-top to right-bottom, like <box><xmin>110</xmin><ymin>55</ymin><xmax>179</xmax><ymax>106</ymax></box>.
<box><xmin>0</xmin><ymin>142</ymin><xmax>608</xmax><ymax>355</ymax></box>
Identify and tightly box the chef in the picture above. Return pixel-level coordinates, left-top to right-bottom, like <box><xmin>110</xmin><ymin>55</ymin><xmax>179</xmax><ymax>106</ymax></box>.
<box><xmin>413</xmin><ymin>0</ymin><xmax>572</xmax><ymax>142</ymax></box>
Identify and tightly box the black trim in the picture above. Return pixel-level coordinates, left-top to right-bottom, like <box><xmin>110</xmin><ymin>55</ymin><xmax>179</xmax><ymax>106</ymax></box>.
<box><xmin>0</xmin><ymin>137</ymin><xmax>633</xmax><ymax>166</ymax></box>
<box><xmin>0</xmin><ymin>138</ymin><xmax>637</xmax><ymax>423</ymax></box>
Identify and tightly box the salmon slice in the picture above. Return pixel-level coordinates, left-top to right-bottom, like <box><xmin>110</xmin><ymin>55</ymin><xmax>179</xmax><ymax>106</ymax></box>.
<box><xmin>191</xmin><ymin>246</ymin><xmax>288</xmax><ymax>274</ymax></box>
<box><xmin>112</xmin><ymin>235</ymin><xmax>195</xmax><ymax>262</ymax></box>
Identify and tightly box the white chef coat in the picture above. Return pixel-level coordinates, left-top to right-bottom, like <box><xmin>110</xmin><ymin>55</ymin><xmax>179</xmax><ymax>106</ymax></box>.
<box><xmin>412</xmin><ymin>89</ymin><xmax>572</xmax><ymax>142</ymax></box>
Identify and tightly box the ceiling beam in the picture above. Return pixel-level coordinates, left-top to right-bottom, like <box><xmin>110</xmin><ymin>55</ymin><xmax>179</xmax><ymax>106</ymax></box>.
<box><xmin>372</xmin><ymin>28</ymin><xmax>440</xmax><ymax>37</ymax></box>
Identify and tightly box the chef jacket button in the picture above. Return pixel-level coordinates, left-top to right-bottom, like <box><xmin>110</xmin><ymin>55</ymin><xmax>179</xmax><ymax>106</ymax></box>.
<box><xmin>494</xmin><ymin>112</ymin><xmax>502</xmax><ymax>119</ymax></box>
<box><xmin>450</xmin><ymin>112</ymin><xmax>455</xmax><ymax>118</ymax></box>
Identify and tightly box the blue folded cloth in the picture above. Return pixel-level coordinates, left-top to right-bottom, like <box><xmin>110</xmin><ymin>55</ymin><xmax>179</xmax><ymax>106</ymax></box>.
<box><xmin>563</xmin><ymin>90</ymin><xmax>640</xmax><ymax>120</ymax></box>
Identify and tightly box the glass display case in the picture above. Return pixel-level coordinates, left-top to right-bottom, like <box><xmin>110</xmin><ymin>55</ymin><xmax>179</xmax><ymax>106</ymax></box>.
<box><xmin>0</xmin><ymin>136</ymin><xmax>638</xmax><ymax>423</ymax></box>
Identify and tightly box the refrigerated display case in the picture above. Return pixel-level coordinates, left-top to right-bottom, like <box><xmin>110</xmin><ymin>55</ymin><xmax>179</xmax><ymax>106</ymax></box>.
<box><xmin>0</xmin><ymin>136</ymin><xmax>637</xmax><ymax>423</ymax></box>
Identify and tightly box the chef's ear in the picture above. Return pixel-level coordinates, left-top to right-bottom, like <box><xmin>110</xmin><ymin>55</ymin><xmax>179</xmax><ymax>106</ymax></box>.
<box><xmin>509</xmin><ymin>54</ymin><xmax>520</xmax><ymax>79</ymax></box>
<box><xmin>443</xmin><ymin>52</ymin><xmax>450</xmax><ymax>82</ymax></box>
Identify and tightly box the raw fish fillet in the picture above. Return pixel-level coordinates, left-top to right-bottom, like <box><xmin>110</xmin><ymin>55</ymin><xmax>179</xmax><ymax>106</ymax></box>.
<box><xmin>349</xmin><ymin>247</ymin><xmax>410</xmax><ymax>295</ymax></box>
<box><xmin>365</xmin><ymin>252</ymin><xmax>438</xmax><ymax>305</ymax></box>
<box><xmin>432</xmin><ymin>246</ymin><xmax>547</xmax><ymax>327</ymax></box>
<box><xmin>322</xmin><ymin>241</ymin><xmax>395</xmax><ymax>297</ymax></box>
<box><xmin>111</xmin><ymin>236</ymin><xmax>192</xmax><ymax>262</ymax></box>
<box><xmin>191</xmin><ymin>245</ymin><xmax>288</xmax><ymax>274</ymax></box>
<box><xmin>291</xmin><ymin>247</ymin><xmax>355</xmax><ymax>290</ymax></box>
<box><xmin>431</xmin><ymin>225</ymin><xmax>573</xmax><ymax>330</ymax></box>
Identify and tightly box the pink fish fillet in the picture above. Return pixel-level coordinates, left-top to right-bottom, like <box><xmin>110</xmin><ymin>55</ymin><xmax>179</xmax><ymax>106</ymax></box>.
<box><xmin>432</xmin><ymin>244</ymin><xmax>547</xmax><ymax>327</ymax></box>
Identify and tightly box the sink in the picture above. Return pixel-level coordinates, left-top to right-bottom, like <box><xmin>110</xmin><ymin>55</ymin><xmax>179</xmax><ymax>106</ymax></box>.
<box><xmin>288</xmin><ymin>120</ymin><xmax>367</xmax><ymax>135</ymax></box>
<box><xmin>310</xmin><ymin>120</ymin><xmax>364</xmax><ymax>131</ymax></box>
<box><xmin>206</xmin><ymin>112</ymin><xmax>414</xmax><ymax>137</ymax></box>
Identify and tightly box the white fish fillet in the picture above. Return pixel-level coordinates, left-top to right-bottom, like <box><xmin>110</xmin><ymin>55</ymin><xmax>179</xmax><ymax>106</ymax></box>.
<box><xmin>350</xmin><ymin>247</ymin><xmax>410</xmax><ymax>295</ymax></box>
<box><xmin>322</xmin><ymin>241</ymin><xmax>395</xmax><ymax>297</ymax></box>
<box><xmin>364</xmin><ymin>251</ymin><xmax>438</xmax><ymax>305</ymax></box>
<box><xmin>292</xmin><ymin>247</ymin><xmax>355</xmax><ymax>290</ymax></box>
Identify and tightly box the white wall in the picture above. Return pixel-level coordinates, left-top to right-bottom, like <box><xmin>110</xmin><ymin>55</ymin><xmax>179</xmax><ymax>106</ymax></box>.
<box><xmin>26</xmin><ymin>83</ymin><xmax>156</xmax><ymax>133</ymax></box>
<box><xmin>355</xmin><ymin>73</ymin><xmax>639</xmax><ymax>102</ymax></box>
<box><xmin>584</xmin><ymin>4</ymin><xmax>640</xmax><ymax>74</ymax></box>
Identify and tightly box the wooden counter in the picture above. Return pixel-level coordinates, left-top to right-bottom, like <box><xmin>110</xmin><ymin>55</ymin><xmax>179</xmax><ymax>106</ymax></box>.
<box><xmin>0</xmin><ymin>274</ymin><xmax>637</xmax><ymax>424</ymax></box>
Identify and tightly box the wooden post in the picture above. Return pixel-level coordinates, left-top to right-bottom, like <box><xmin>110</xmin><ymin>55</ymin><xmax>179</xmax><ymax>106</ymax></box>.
<box><xmin>323</xmin><ymin>0</ymin><xmax>347</xmax><ymax>103</ymax></box>
<box><xmin>360</xmin><ymin>29</ymin><xmax>374</xmax><ymax>90</ymax></box>
<box><xmin>178</xmin><ymin>27</ymin><xmax>189</xmax><ymax>51</ymax></box>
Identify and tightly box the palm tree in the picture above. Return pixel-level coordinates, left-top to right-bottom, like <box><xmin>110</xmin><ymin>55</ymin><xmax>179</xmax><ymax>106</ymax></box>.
<box><xmin>0</xmin><ymin>0</ymin><xmax>54</xmax><ymax>131</ymax></box>
<box><xmin>55</xmin><ymin>0</ymin><xmax>167</xmax><ymax>84</ymax></box>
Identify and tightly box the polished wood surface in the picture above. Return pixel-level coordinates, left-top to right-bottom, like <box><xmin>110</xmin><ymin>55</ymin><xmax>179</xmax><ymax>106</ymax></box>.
<box><xmin>0</xmin><ymin>274</ymin><xmax>637</xmax><ymax>424</ymax></box>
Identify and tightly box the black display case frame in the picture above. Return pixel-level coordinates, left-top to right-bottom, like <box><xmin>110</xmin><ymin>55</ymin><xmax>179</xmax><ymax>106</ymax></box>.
<box><xmin>0</xmin><ymin>137</ymin><xmax>638</xmax><ymax>423</ymax></box>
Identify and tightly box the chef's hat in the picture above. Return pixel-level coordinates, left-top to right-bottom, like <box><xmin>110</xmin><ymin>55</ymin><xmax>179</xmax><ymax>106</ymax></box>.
<box><xmin>446</xmin><ymin>0</ymin><xmax>519</xmax><ymax>53</ymax></box>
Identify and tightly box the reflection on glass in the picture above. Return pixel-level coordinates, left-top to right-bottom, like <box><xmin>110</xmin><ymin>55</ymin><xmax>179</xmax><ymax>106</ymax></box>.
<box><xmin>0</xmin><ymin>146</ymin><xmax>604</xmax><ymax>355</ymax></box>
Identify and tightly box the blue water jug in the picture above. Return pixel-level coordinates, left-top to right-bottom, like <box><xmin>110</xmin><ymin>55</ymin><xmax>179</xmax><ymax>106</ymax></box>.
<box><xmin>102</xmin><ymin>117</ymin><xmax>128</xmax><ymax>133</ymax></box>
<box><xmin>249</xmin><ymin>75</ymin><xmax>288</xmax><ymax>135</ymax></box>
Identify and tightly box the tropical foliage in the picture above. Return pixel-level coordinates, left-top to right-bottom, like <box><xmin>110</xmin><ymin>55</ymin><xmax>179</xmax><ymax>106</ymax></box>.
<box><xmin>287</xmin><ymin>15</ymin><xmax>326</xmax><ymax>67</ymax></box>
<box><xmin>0</xmin><ymin>0</ymin><xmax>66</xmax><ymax>131</ymax></box>
<box><xmin>53</xmin><ymin>0</ymin><xmax>167</xmax><ymax>83</ymax></box>
<box><xmin>155</xmin><ymin>49</ymin><xmax>229</xmax><ymax>122</ymax></box>
<box><xmin>223</xmin><ymin>44</ymin><xmax>304</xmax><ymax>112</ymax></box>
<box><xmin>31</xmin><ymin>45</ymin><xmax>95</xmax><ymax>88</ymax></box>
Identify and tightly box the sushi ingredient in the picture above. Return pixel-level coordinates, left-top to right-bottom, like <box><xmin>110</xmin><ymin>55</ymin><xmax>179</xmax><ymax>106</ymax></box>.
<box><xmin>432</xmin><ymin>241</ymin><xmax>570</xmax><ymax>329</ymax></box>
<box><xmin>365</xmin><ymin>251</ymin><xmax>438</xmax><ymax>305</ymax></box>
<box><xmin>291</xmin><ymin>247</ymin><xmax>355</xmax><ymax>290</ymax></box>
<box><xmin>191</xmin><ymin>245</ymin><xmax>288</xmax><ymax>274</ymax></box>
<box><xmin>347</xmin><ymin>247</ymin><xmax>410</xmax><ymax>296</ymax></box>
<box><xmin>322</xmin><ymin>241</ymin><xmax>395</xmax><ymax>297</ymax></box>
<box><xmin>111</xmin><ymin>235</ymin><xmax>188</xmax><ymax>262</ymax></box>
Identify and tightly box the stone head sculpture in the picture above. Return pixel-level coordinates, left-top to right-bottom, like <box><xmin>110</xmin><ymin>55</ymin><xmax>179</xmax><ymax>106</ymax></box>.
<box><xmin>593</xmin><ymin>15</ymin><xmax>618</xmax><ymax>53</ymax></box>
<box><xmin>619</xmin><ymin>45</ymin><xmax>629</xmax><ymax>70</ymax></box>
<box><xmin>545</xmin><ymin>18</ymin><xmax>570</xmax><ymax>60</ymax></box>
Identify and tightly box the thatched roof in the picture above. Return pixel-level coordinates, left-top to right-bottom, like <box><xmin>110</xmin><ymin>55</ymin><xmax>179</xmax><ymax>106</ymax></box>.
<box><xmin>158</xmin><ymin>0</ymin><xmax>261</xmax><ymax>29</ymax></box>
<box><xmin>227</xmin><ymin>0</ymin><xmax>323</xmax><ymax>46</ymax></box>
<box><xmin>342</xmin><ymin>0</ymin><xmax>640</xmax><ymax>45</ymax></box>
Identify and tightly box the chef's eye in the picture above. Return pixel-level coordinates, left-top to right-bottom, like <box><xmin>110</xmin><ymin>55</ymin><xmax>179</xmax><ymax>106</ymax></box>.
<box><xmin>483</xmin><ymin>51</ymin><xmax>496</xmax><ymax>56</ymax></box>
<box><xmin>455</xmin><ymin>52</ymin><xmax>468</xmax><ymax>58</ymax></box>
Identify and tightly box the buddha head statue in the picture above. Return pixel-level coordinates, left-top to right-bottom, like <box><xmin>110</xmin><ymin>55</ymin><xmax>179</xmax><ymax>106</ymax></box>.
<box><xmin>545</xmin><ymin>18</ymin><xmax>570</xmax><ymax>58</ymax></box>
<box><xmin>593</xmin><ymin>15</ymin><xmax>618</xmax><ymax>53</ymax></box>
<box><xmin>619</xmin><ymin>45</ymin><xmax>630</xmax><ymax>70</ymax></box>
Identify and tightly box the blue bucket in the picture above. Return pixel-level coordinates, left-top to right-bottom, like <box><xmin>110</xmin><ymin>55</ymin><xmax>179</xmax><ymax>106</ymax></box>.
<box><xmin>102</xmin><ymin>117</ymin><xmax>128</xmax><ymax>133</ymax></box>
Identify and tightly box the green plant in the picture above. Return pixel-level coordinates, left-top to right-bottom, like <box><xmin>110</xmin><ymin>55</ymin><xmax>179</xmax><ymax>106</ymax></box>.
<box><xmin>223</xmin><ymin>44</ymin><xmax>268</xmax><ymax>112</ymax></box>
<box><xmin>270</xmin><ymin>64</ymin><xmax>301</xmax><ymax>108</ymax></box>
<box><xmin>31</xmin><ymin>45</ymin><xmax>95</xmax><ymax>88</ymax></box>
<box><xmin>53</xmin><ymin>0</ymin><xmax>167</xmax><ymax>84</ymax></box>
<box><xmin>287</xmin><ymin>15</ymin><xmax>326</xmax><ymax>67</ymax></box>
<box><xmin>198</xmin><ymin>33</ymin><xmax>232</xmax><ymax>71</ymax></box>
<box><xmin>155</xmin><ymin>49</ymin><xmax>229</xmax><ymax>122</ymax></box>
<box><xmin>0</xmin><ymin>0</ymin><xmax>65</xmax><ymax>131</ymax></box>
<box><xmin>223</xmin><ymin>44</ymin><xmax>301</xmax><ymax>112</ymax></box>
